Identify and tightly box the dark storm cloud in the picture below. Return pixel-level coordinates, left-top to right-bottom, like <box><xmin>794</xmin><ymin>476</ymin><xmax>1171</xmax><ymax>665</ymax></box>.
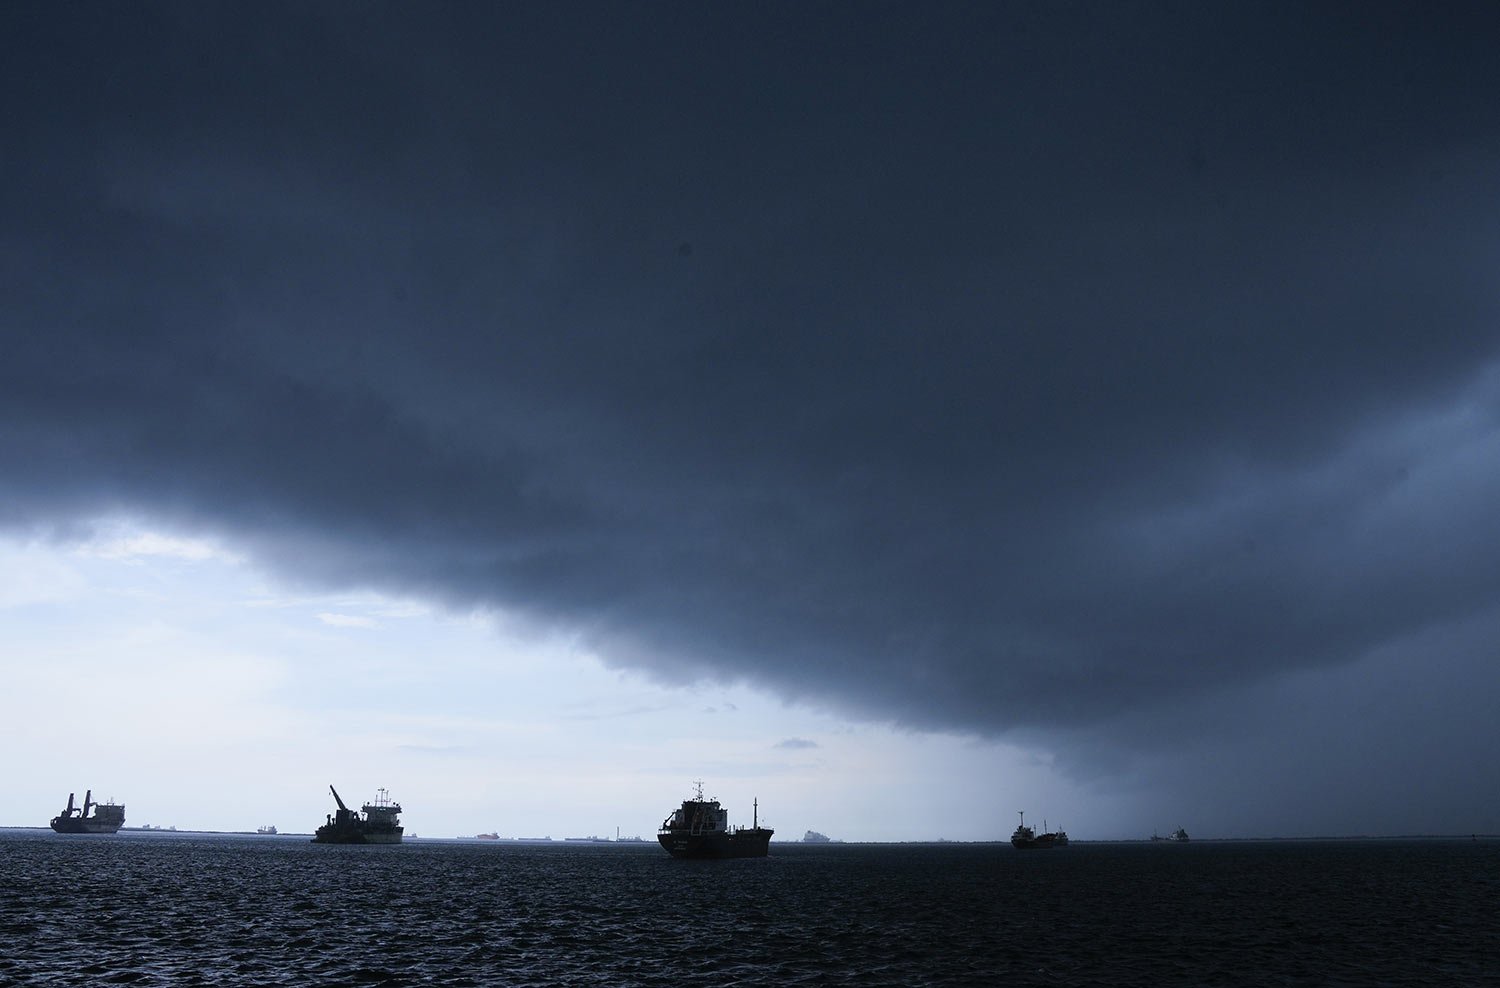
<box><xmin>4</xmin><ymin>2</ymin><xmax>1500</xmax><ymax>794</ymax></box>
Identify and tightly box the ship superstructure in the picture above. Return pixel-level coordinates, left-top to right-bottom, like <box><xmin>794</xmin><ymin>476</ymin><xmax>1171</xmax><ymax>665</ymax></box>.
<box><xmin>657</xmin><ymin>781</ymin><xmax>773</xmax><ymax>858</ymax></box>
<box><xmin>311</xmin><ymin>786</ymin><xmax>404</xmax><ymax>844</ymax></box>
<box><xmin>1011</xmin><ymin>810</ymin><xmax>1068</xmax><ymax>849</ymax></box>
<box><xmin>50</xmin><ymin>790</ymin><xmax>125</xmax><ymax>834</ymax></box>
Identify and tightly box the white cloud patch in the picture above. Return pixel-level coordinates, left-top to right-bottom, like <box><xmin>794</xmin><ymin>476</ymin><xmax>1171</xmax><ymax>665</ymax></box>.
<box><xmin>317</xmin><ymin>612</ymin><xmax>379</xmax><ymax>628</ymax></box>
<box><xmin>78</xmin><ymin>524</ymin><xmax>241</xmax><ymax>563</ymax></box>
<box><xmin>370</xmin><ymin>599</ymin><xmax>434</xmax><ymax>619</ymax></box>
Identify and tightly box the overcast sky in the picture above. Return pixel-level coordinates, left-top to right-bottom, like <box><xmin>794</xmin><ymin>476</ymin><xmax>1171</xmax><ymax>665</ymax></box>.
<box><xmin>3</xmin><ymin>2</ymin><xmax>1499</xmax><ymax>840</ymax></box>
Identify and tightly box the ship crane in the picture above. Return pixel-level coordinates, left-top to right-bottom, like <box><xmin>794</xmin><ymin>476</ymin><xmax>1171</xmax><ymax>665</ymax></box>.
<box><xmin>326</xmin><ymin>785</ymin><xmax>357</xmax><ymax>829</ymax></box>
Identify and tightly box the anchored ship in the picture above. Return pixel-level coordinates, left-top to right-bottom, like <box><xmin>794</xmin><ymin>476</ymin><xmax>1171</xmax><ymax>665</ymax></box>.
<box><xmin>657</xmin><ymin>781</ymin><xmax>773</xmax><ymax>858</ymax></box>
<box><xmin>50</xmin><ymin>790</ymin><xmax>125</xmax><ymax>834</ymax></box>
<box><xmin>311</xmin><ymin>786</ymin><xmax>404</xmax><ymax>844</ymax></box>
<box><xmin>1011</xmin><ymin>811</ymin><xmax>1068</xmax><ymax>849</ymax></box>
<box><xmin>1152</xmin><ymin>827</ymin><xmax>1190</xmax><ymax>842</ymax></box>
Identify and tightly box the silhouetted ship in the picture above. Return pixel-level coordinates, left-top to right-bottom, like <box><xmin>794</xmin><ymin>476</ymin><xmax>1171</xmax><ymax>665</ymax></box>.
<box><xmin>1011</xmin><ymin>811</ymin><xmax>1068</xmax><ymax>849</ymax></box>
<box><xmin>658</xmin><ymin>781</ymin><xmax>773</xmax><ymax>858</ymax></box>
<box><xmin>257</xmin><ymin>825</ymin><xmax>278</xmax><ymax>835</ymax></box>
<box><xmin>311</xmin><ymin>786</ymin><xmax>404</xmax><ymax>844</ymax></box>
<box><xmin>1152</xmin><ymin>827</ymin><xmax>1190</xmax><ymax>842</ymax></box>
<box><xmin>50</xmin><ymin>790</ymin><xmax>125</xmax><ymax>834</ymax></box>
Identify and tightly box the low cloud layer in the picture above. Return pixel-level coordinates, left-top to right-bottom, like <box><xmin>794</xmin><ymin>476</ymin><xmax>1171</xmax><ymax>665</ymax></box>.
<box><xmin>4</xmin><ymin>5</ymin><xmax>1500</xmax><ymax>830</ymax></box>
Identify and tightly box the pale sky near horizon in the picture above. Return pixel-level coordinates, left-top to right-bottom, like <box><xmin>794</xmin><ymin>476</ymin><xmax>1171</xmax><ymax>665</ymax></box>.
<box><xmin>4</xmin><ymin>521</ymin><xmax>1107</xmax><ymax>842</ymax></box>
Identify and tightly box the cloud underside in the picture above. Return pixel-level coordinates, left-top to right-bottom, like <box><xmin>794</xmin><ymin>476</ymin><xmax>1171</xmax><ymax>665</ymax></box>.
<box><xmin>3</xmin><ymin>4</ymin><xmax>1500</xmax><ymax>769</ymax></box>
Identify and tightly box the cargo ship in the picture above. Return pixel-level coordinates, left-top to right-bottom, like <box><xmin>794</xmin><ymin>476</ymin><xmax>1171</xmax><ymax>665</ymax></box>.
<box><xmin>50</xmin><ymin>790</ymin><xmax>125</xmax><ymax>834</ymax></box>
<box><xmin>1011</xmin><ymin>811</ymin><xmax>1068</xmax><ymax>849</ymax></box>
<box><xmin>657</xmin><ymin>781</ymin><xmax>773</xmax><ymax>858</ymax></box>
<box><xmin>311</xmin><ymin>786</ymin><xmax>404</xmax><ymax>844</ymax></box>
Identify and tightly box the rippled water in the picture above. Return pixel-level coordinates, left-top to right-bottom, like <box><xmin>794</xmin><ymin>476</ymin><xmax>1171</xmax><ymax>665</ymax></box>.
<box><xmin>2</xmin><ymin>831</ymin><xmax>1495</xmax><ymax>986</ymax></box>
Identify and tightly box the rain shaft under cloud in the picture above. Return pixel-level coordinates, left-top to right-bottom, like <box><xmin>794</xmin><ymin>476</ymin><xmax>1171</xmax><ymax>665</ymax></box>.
<box><xmin>4</xmin><ymin>3</ymin><xmax>1500</xmax><ymax>833</ymax></box>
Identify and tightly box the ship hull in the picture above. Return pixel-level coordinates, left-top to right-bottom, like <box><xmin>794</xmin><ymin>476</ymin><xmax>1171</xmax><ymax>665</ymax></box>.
<box><xmin>311</xmin><ymin>828</ymin><xmax>403</xmax><ymax>845</ymax></box>
<box><xmin>658</xmin><ymin>829</ymin><xmax>772</xmax><ymax>859</ymax></box>
<box><xmin>50</xmin><ymin>819</ymin><xmax>122</xmax><ymax>835</ymax></box>
<box><xmin>1012</xmin><ymin>834</ymin><xmax>1067</xmax><ymax>849</ymax></box>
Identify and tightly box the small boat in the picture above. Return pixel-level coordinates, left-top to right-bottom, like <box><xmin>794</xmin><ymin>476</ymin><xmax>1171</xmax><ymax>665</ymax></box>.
<box><xmin>658</xmin><ymin>781</ymin><xmax>773</xmax><ymax>858</ymax></box>
<box><xmin>1011</xmin><ymin>811</ymin><xmax>1068</xmax><ymax>849</ymax></box>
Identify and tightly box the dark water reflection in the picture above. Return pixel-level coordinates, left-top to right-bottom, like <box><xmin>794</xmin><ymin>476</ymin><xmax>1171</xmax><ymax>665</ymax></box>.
<box><xmin>2</xmin><ymin>832</ymin><xmax>1495</xmax><ymax>986</ymax></box>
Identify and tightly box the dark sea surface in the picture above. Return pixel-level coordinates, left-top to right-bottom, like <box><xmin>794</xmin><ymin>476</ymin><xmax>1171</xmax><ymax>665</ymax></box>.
<box><xmin>2</xmin><ymin>831</ymin><xmax>1496</xmax><ymax>987</ymax></box>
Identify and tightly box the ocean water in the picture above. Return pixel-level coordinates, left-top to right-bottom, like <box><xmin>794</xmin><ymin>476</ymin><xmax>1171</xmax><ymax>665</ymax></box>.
<box><xmin>1</xmin><ymin>831</ymin><xmax>1495</xmax><ymax>986</ymax></box>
